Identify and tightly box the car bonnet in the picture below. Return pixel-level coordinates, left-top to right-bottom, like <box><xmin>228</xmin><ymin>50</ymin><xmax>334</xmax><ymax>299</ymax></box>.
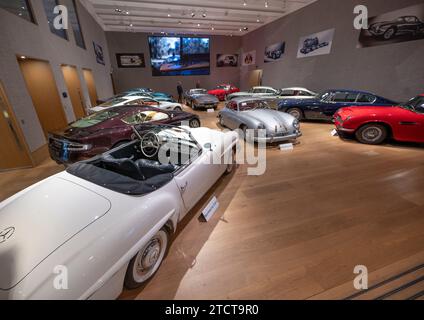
<box><xmin>0</xmin><ymin>177</ymin><xmax>111</xmax><ymax>290</ymax></box>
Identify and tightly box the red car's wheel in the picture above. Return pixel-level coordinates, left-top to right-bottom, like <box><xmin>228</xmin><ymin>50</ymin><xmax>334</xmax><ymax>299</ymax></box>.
<box><xmin>355</xmin><ymin>123</ymin><xmax>388</xmax><ymax>145</ymax></box>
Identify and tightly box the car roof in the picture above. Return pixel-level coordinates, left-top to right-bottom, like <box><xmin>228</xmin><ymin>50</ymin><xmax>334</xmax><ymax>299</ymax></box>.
<box><xmin>252</xmin><ymin>86</ymin><xmax>276</xmax><ymax>90</ymax></box>
<box><xmin>325</xmin><ymin>89</ymin><xmax>376</xmax><ymax>95</ymax></box>
<box><xmin>230</xmin><ymin>96</ymin><xmax>273</xmax><ymax>103</ymax></box>
<box><xmin>281</xmin><ymin>87</ymin><xmax>312</xmax><ymax>91</ymax></box>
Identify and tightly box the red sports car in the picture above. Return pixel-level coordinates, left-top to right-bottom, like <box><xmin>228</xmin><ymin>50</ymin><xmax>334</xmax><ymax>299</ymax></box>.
<box><xmin>334</xmin><ymin>94</ymin><xmax>424</xmax><ymax>145</ymax></box>
<box><xmin>48</xmin><ymin>106</ymin><xmax>201</xmax><ymax>164</ymax></box>
<box><xmin>208</xmin><ymin>84</ymin><xmax>240</xmax><ymax>101</ymax></box>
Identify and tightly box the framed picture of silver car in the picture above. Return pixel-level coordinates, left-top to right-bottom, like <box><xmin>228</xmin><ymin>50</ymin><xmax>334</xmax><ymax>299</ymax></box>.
<box><xmin>358</xmin><ymin>3</ymin><xmax>424</xmax><ymax>48</ymax></box>
<box><xmin>116</xmin><ymin>53</ymin><xmax>146</xmax><ymax>68</ymax></box>
<box><xmin>216</xmin><ymin>54</ymin><xmax>239</xmax><ymax>67</ymax></box>
<box><xmin>297</xmin><ymin>29</ymin><xmax>335</xmax><ymax>58</ymax></box>
<box><xmin>264</xmin><ymin>42</ymin><xmax>286</xmax><ymax>63</ymax></box>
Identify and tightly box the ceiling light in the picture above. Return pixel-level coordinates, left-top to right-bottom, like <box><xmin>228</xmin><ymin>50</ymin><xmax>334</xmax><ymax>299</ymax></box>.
<box><xmin>178</xmin><ymin>21</ymin><xmax>182</xmax><ymax>24</ymax></box>
<box><xmin>197</xmin><ymin>23</ymin><xmax>201</xmax><ymax>27</ymax></box>
<box><xmin>115</xmin><ymin>8</ymin><xmax>122</xmax><ymax>13</ymax></box>
<box><xmin>211</xmin><ymin>27</ymin><xmax>215</xmax><ymax>30</ymax></box>
<box><xmin>265</xmin><ymin>1</ymin><xmax>269</xmax><ymax>8</ymax></box>
<box><xmin>243</xmin><ymin>1</ymin><xmax>247</xmax><ymax>6</ymax></box>
<box><xmin>20</xmin><ymin>55</ymin><xmax>26</xmax><ymax>60</ymax></box>
<box><xmin>167</xmin><ymin>13</ymin><xmax>171</xmax><ymax>17</ymax></box>
<box><xmin>202</xmin><ymin>12</ymin><xmax>207</xmax><ymax>18</ymax></box>
<box><xmin>125</xmin><ymin>11</ymin><xmax>130</xmax><ymax>15</ymax></box>
<box><xmin>243</xmin><ymin>27</ymin><xmax>249</xmax><ymax>31</ymax></box>
<box><xmin>191</xmin><ymin>11</ymin><xmax>196</xmax><ymax>18</ymax></box>
<box><xmin>129</xmin><ymin>23</ymin><xmax>133</xmax><ymax>27</ymax></box>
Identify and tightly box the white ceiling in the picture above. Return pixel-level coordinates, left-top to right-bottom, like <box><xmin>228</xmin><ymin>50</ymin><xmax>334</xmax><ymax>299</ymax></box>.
<box><xmin>83</xmin><ymin>0</ymin><xmax>318</xmax><ymax>36</ymax></box>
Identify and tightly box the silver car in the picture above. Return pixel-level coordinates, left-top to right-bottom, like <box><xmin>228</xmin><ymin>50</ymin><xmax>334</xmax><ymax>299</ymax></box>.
<box><xmin>218</xmin><ymin>98</ymin><xmax>302</xmax><ymax>143</ymax></box>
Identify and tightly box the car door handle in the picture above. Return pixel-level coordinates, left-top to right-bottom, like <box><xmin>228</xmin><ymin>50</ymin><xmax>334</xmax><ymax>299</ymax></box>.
<box><xmin>180</xmin><ymin>181</ymin><xmax>188</xmax><ymax>193</ymax></box>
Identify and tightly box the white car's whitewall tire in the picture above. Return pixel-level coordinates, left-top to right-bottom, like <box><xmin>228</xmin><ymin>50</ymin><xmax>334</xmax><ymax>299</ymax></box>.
<box><xmin>125</xmin><ymin>229</ymin><xmax>169</xmax><ymax>289</ymax></box>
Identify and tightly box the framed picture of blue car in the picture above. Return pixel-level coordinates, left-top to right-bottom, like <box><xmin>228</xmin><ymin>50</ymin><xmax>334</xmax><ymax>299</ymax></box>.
<box><xmin>297</xmin><ymin>29</ymin><xmax>335</xmax><ymax>58</ymax></box>
<box><xmin>358</xmin><ymin>3</ymin><xmax>424</xmax><ymax>48</ymax></box>
<box><xmin>116</xmin><ymin>53</ymin><xmax>146</xmax><ymax>68</ymax></box>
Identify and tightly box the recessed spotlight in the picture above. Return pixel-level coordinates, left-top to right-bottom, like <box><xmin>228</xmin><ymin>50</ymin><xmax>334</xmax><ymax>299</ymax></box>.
<box><xmin>125</xmin><ymin>11</ymin><xmax>130</xmax><ymax>15</ymax></box>
<box><xmin>197</xmin><ymin>23</ymin><xmax>201</xmax><ymax>27</ymax></box>
<box><xmin>265</xmin><ymin>1</ymin><xmax>268</xmax><ymax>8</ymax></box>
<box><xmin>167</xmin><ymin>13</ymin><xmax>171</xmax><ymax>17</ymax></box>
<box><xmin>191</xmin><ymin>11</ymin><xmax>196</xmax><ymax>18</ymax></box>
<box><xmin>178</xmin><ymin>21</ymin><xmax>182</xmax><ymax>24</ymax></box>
<box><xmin>20</xmin><ymin>55</ymin><xmax>27</xmax><ymax>60</ymax></box>
<box><xmin>243</xmin><ymin>1</ymin><xmax>247</xmax><ymax>6</ymax></box>
<box><xmin>115</xmin><ymin>8</ymin><xmax>122</xmax><ymax>13</ymax></box>
<box><xmin>211</xmin><ymin>27</ymin><xmax>215</xmax><ymax>30</ymax></box>
<box><xmin>129</xmin><ymin>23</ymin><xmax>133</xmax><ymax>27</ymax></box>
<box><xmin>202</xmin><ymin>12</ymin><xmax>207</xmax><ymax>18</ymax></box>
<box><xmin>243</xmin><ymin>27</ymin><xmax>249</xmax><ymax>31</ymax></box>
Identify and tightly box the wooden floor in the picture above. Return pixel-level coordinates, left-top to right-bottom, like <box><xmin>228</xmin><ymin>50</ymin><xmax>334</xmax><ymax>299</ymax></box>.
<box><xmin>1</xmin><ymin>103</ymin><xmax>423</xmax><ymax>300</ymax></box>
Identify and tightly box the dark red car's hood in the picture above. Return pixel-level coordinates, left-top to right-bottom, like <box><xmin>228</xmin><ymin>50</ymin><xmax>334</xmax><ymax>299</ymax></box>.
<box><xmin>337</xmin><ymin>105</ymin><xmax>407</xmax><ymax>117</ymax></box>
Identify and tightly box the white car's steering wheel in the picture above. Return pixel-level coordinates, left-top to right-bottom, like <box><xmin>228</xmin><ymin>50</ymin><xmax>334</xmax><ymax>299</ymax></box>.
<box><xmin>141</xmin><ymin>132</ymin><xmax>160</xmax><ymax>158</ymax></box>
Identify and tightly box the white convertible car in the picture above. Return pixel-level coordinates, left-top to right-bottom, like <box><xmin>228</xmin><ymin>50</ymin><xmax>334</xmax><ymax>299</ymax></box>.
<box><xmin>90</xmin><ymin>96</ymin><xmax>183</xmax><ymax>114</ymax></box>
<box><xmin>0</xmin><ymin>125</ymin><xmax>238</xmax><ymax>300</ymax></box>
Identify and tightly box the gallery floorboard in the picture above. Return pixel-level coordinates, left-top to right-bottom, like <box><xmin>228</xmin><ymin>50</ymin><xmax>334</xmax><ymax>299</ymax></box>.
<box><xmin>1</xmin><ymin>103</ymin><xmax>423</xmax><ymax>300</ymax></box>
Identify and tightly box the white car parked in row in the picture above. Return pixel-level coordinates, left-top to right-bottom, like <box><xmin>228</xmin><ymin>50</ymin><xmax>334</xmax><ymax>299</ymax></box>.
<box><xmin>0</xmin><ymin>125</ymin><xmax>238</xmax><ymax>299</ymax></box>
<box><xmin>90</xmin><ymin>96</ymin><xmax>183</xmax><ymax>114</ymax></box>
<box><xmin>227</xmin><ymin>86</ymin><xmax>317</xmax><ymax>101</ymax></box>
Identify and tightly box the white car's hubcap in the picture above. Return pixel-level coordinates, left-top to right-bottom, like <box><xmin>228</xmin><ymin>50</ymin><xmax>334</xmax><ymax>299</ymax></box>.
<box><xmin>133</xmin><ymin>231</ymin><xmax>167</xmax><ymax>283</ymax></box>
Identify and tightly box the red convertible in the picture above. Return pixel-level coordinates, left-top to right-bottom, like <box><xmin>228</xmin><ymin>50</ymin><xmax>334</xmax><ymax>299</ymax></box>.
<box><xmin>334</xmin><ymin>94</ymin><xmax>424</xmax><ymax>145</ymax></box>
<box><xmin>48</xmin><ymin>106</ymin><xmax>201</xmax><ymax>164</ymax></box>
<box><xmin>208</xmin><ymin>84</ymin><xmax>240</xmax><ymax>101</ymax></box>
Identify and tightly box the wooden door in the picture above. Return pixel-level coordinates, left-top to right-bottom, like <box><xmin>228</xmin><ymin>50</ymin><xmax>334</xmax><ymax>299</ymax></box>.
<box><xmin>18</xmin><ymin>58</ymin><xmax>68</xmax><ymax>137</ymax></box>
<box><xmin>62</xmin><ymin>65</ymin><xmax>86</xmax><ymax>119</ymax></box>
<box><xmin>82</xmin><ymin>69</ymin><xmax>98</xmax><ymax>108</ymax></box>
<box><xmin>0</xmin><ymin>82</ymin><xmax>32</xmax><ymax>171</ymax></box>
<box><xmin>248</xmin><ymin>69</ymin><xmax>263</xmax><ymax>88</ymax></box>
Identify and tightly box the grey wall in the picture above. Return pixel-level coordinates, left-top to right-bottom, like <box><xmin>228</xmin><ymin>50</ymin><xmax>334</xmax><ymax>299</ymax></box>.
<box><xmin>240</xmin><ymin>0</ymin><xmax>424</xmax><ymax>102</ymax></box>
<box><xmin>0</xmin><ymin>0</ymin><xmax>113</xmax><ymax>152</ymax></box>
<box><xmin>106</xmin><ymin>32</ymin><xmax>242</xmax><ymax>96</ymax></box>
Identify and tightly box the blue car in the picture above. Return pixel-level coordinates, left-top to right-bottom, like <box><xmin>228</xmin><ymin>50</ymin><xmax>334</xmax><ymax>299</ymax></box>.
<box><xmin>278</xmin><ymin>89</ymin><xmax>397</xmax><ymax>121</ymax></box>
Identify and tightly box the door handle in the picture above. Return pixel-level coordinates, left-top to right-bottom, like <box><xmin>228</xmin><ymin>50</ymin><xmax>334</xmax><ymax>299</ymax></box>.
<box><xmin>180</xmin><ymin>181</ymin><xmax>188</xmax><ymax>193</ymax></box>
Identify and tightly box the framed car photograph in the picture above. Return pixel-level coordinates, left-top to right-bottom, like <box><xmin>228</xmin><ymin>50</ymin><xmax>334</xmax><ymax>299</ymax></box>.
<box><xmin>297</xmin><ymin>29</ymin><xmax>335</xmax><ymax>58</ymax></box>
<box><xmin>116</xmin><ymin>53</ymin><xmax>146</xmax><ymax>68</ymax></box>
<box><xmin>93</xmin><ymin>41</ymin><xmax>105</xmax><ymax>65</ymax></box>
<box><xmin>357</xmin><ymin>3</ymin><xmax>424</xmax><ymax>48</ymax></box>
<box><xmin>264</xmin><ymin>42</ymin><xmax>286</xmax><ymax>63</ymax></box>
<box><xmin>216</xmin><ymin>54</ymin><xmax>239</xmax><ymax>67</ymax></box>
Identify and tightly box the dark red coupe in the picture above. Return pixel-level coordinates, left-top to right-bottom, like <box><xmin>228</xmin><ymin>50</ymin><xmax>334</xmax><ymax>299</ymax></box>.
<box><xmin>48</xmin><ymin>106</ymin><xmax>201</xmax><ymax>164</ymax></box>
<box><xmin>208</xmin><ymin>84</ymin><xmax>240</xmax><ymax>101</ymax></box>
<box><xmin>334</xmin><ymin>94</ymin><xmax>424</xmax><ymax>145</ymax></box>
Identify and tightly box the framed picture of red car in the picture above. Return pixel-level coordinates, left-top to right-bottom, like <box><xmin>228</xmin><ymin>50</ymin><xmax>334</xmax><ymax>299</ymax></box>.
<box><xmin>116</xmin><ymin>53</ymin><xmax>146</xmax><ymax>68</ymax></box>
<box><xmin>358</xmin><ymin>3</ymin><xmax>424</xmax><ymax>48</ymax></box>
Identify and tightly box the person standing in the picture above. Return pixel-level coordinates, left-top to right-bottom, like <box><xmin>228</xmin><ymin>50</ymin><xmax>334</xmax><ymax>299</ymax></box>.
<box><xmin>177</xmin><ymin>81</ymin><xmax>183</xmax><ymax>104</ymax></box>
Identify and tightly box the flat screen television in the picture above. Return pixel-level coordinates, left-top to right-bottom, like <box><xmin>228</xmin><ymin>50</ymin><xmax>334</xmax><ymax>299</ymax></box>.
<box><xmin>149</xmin><ymin>36</ymin><xmax>210</xmax><ymax>76</ymax></box>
